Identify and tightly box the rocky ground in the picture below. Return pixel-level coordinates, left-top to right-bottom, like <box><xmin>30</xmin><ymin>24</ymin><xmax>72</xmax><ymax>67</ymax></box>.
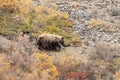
<box><xmin>53</xmin><ymin>0</ymin><xmax>120</xmax><ymax>46</ymax></box>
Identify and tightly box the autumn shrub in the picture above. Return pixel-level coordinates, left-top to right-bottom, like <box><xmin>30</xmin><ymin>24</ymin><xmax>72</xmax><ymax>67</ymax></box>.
<box><xmin>88</xmin><ymin>42</ymin><xmax>120</xmax><ymax>60</ymax></box>
<box><xmin>0</xmin><ymin>0</ymin><xmax>73</xmax><ymax>34</ymax></box>
<box><xmin>66</xmin><ymin>71</ymin><xmax>90</xmax><ymax>80</ymax></box>
<box><xmin>53</xmin><ymin>52</ymin><xmax>88</xmax><ymax>80</ymax></box>
<box><xmin>34</xmin><ymin>53</ymin><xmax>59</xmax><ymax>80</ymax></box>
<box><xmin>0</xmin><ymin>0</ymin><xmax>16</xmax><ymax>13</ymax></box>
<box><xmin>89</xmin><ymin>18</ymin><xmax>104</xmax><ymax>28</ymax></box>
<box><xmin>0</xmin><ymin>34</ymin><xmax>59</xmax><ymax>80</ymax></box>
<box><xmin>114</xmin><ymin>70</ymin><xmax>120</xmax><ymax>80</ymax></box>
<box><xmin>88</xmin><ymin>42</ymin><xmax>120</xmax><ymax>80</ymax></box>
<box><xmin>44</xmin><ymin>25</ymin><xmax>62</xmax><ymax>34</ymax></box>
<box><xmin>0</xmin><ymin>0</ymin><xmax>34</xmax><ymax>35</ymax></box>
<box><xmin>0</xmin><ymin>52</ymin><xmax>59</xmax><ymax>80</ymax></box>
<box><xmin>89</xmin><ymin>18</ymin><xmax>115</xmax><ymax>32</ymax></box>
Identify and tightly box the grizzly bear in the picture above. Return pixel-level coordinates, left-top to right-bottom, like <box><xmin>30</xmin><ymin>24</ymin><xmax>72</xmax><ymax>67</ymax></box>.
<box><xmin>37</xmin><ymin>34</ymin><xmax>64</xmax><ymax>51</ymax></box>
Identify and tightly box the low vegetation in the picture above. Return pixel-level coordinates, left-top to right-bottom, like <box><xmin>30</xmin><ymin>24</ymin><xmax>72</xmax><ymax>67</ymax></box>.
<box><xmin>0</xmin><ymin>35</ymin><xmax>59</xmax><ymax>80</ymax></box>
<box><xmin>0</xmin><ymin>52</ymin><xmax>59</xmax><ymax>80</ymax></box>
<box><xmin>89</xmin><ymin>18</ymin><xmax>115</xmax><ymax>32</ymax></box>
<box><xmin>88</xmin><ymin>42</ymin><xmax>120</xmax><ymax>80</ymax></box>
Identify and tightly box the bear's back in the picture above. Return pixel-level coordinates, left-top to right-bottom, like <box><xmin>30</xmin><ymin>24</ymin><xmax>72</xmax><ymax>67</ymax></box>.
<box><xmin>39</xmin><ymin>34</ymin><xmax>62</xmax><ymax>42</ymax></box>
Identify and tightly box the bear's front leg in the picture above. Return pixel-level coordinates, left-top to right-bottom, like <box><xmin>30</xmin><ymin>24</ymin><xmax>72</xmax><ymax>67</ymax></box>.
<box><xmin>55</xmin><ymin>42</ymin><xmax>61</xmax><ymax>51</ymax></box>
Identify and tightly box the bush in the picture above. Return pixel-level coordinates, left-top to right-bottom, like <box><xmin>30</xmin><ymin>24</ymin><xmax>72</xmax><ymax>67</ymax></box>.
<box><xmin>0</xmin><ymin>35</ymin><xmax>59</xmax><ymax>80</ymax></box>
<box><xmin>89</xmin><ymin>18</ymin><xmax>115</xmax><ymax>32</ymax></box>
<box><xmin>35</xmin><ymin>53</ymin><xmax>59</xmax><ymax>80</ymax></box>
<box><xmin>88</xmin><ymin>42</ymin><xmax>120</xmax><ymax>80</ymax></box>
<box><xmin>0</xmin><ymin>52</ymin><xmax>59</xmax><ymax>80</ymax></box>
<box><xmin>0</xmin><ymin>0</ymin><xmax>73</xmax><ymax>35</ymax></box>
<box><xmin>44</xmin><ymin>25</ymin><xmax>62</xmax><ymax>34</ymax></box>
<box><xmin>53</xmin><ymin>52</ymin><xmax>88</xmax><ymax>79</ymax></box>
<box><xmin>114</xmin><ymin>70</ymin><xmax>120</xmax><ymax>80</ymax></box>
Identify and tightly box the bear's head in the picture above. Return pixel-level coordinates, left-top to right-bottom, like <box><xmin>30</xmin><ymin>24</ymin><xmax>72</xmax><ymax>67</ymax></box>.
<box><xmin>55</xmin><ymin>35</ymin><xmax>64</xmax><ymax>46</ymax></box>
<box><xmin>59</xmin><ymin>37</ymin><xmax>64</xmax><ymax>45</ymax></box>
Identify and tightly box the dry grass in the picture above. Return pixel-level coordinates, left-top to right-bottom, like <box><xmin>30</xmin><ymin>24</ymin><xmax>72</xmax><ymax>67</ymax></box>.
<box><xmin>0</xmin><ymin>34</ymin><xmax>59</xmax><ymax>80</ymax></box>
<box><xmin>48</xmin><ymin>47</ymin><xmax>89</xmax><ymax>80</ymax></box>
<box><xmin>89</xmin><ymin>18</ymin><xmax>115</xmax><ymax>32</ymax></box>
<box><xmin>87</xmin><ymin>42</ymin><xmax>120</xmax><ymax>80</ymax></box>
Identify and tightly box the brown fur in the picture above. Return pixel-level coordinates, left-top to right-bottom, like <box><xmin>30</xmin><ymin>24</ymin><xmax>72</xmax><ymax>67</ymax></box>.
<box><xmin>37</xmin><ymin>34</ymin><xmax>64</xmax><ymax>51</ymax></box>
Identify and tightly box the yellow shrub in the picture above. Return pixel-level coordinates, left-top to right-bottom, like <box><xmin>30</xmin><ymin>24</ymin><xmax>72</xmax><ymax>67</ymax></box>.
<box><xmin>89</xmin><ymin>18</ymin><xmax>103</xmax><ymax>27</ymax></box>
<box><xmin>0</xmin><ymin>0</ymin><xmax>73</xmax><ymax>35</ymax></box>
<box><xmin>92</xmin><ymin>59</ymin><xmax>106</xmax><ymax>68</ymax></box>
<box><xmin>89</xmin><ymin>18</ymin><xmax>112</xmax><ymax>28</ymax></box>
<box><xmin>89</xmin><ymin>18</ymin><xmax>115</xmax><ymax>32</ymax></box>
<box><xmin>0</xmin><ymin>0</ymin><xmax>33</xmax><ymax>13</ymax></box>
<box><xmin>44</xmin><ymin>25</ymin><xmax>62</xmax><ymax>34</ymax></box>
<box><xmin>114</xmin><ymin>70</ymin><xmax>120</xmax><ymax>80</ymax></box>
<box><xmin>0</xmin><ymin>54</ymin><xmax>14</xmax><ymax>80</ymax></box>
<box><xmin>35</xmin><ymin>53</ymin><xmax>59</xmax><ymax>80</ymax></box>
<box><xmin>0</xmin><ymin>52</ymin><xmax>59</xmax><ymax>80</ymax></box>
<box><xmin>35</xmin><ymin>6</ymin><xmax>72</xmax><ymax>28</ymax></box>
<box><xmin>0</xmin><ymin>0</ymin><xmax>15</xmax><ymax>12</ymax></box>
<box><xmin>56</xmin><ymin>20</ymin><xmax>73</xmax><ymax>27</ymax></box>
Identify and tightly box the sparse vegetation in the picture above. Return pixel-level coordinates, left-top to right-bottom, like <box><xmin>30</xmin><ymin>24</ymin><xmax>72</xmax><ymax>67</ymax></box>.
<box><xmin>88</xmin><ymin>42</ymin><xmax>120</xmax><ymax>80</ymax></box>
<box><xmin>114</xmin><ymin>70</ymin><xmax>120</xmax><ymax>80</ymax></box>
<box><xmin>0</xmin><ymin>36</ymin><xmax>59</xmax><ymax>80</ymax></box>
<box><xmin>89</xmin><ymin>18</ymin><xmax>115</xmax><ymax>32</ymax></box>
<box><xmin>53</xmin><ymin>52</ymin><xmax>88</xmax><ymax>79</ymax></box>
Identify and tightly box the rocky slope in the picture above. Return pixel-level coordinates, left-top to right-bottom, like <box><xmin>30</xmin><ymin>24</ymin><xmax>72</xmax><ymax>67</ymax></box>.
<box><xmin>53</xmin><ymin>0</ymin><xmax>120</xmax><ymax>46</ymax></box>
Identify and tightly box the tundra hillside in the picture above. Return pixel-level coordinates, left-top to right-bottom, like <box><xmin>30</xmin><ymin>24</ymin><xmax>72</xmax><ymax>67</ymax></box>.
<box><xmin>0</xmin><ymin>0</ymin><xmax>120</xmax><ymax>80</ymax></box>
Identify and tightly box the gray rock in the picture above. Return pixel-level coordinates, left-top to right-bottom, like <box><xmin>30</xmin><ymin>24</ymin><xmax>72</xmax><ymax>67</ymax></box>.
<box><xmin>76</xmin><ymin>11</ymin><xmax>93</xmax><ymax>20</ymax></box>
<box><xmin>0</xmin><ymin>36</ymin><xmax>11</xmax><ymax>49</ymax></box>
<box><xmin>107</xmin><ymin>6</ymin><xmax>120</xmax><ymax>16</ymax></box>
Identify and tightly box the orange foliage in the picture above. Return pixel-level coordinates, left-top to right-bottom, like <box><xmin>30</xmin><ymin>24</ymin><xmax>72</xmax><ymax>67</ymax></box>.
<box><xmin>0</xmin><ymin>0</ymin><xmax>15</xmax><ymax>12</ymax></box>
<box><xmin>0</xmin><ymin>0</ymin><xmax>33</xmax><ymax>13</ymax></box>
<box><xmin>66</xmin><ymin>71</ymin><xmax>90</xmax><ymax>80</ymax></box>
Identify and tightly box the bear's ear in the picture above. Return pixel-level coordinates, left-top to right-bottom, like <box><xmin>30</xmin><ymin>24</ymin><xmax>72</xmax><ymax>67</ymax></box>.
<box><xmin>38</xmin><ymin>36</ymin><xmax>43</xmax><ymax>42</ymax></box>
<box><xmin>62</xmin><ymin>37</ymin><xmax>64</xmax><ymax>40</ymax></box>
<box><xmin>39</xmin><ymin>37</ymin><xmax>42</xmax><ymax>40</ymax></box>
